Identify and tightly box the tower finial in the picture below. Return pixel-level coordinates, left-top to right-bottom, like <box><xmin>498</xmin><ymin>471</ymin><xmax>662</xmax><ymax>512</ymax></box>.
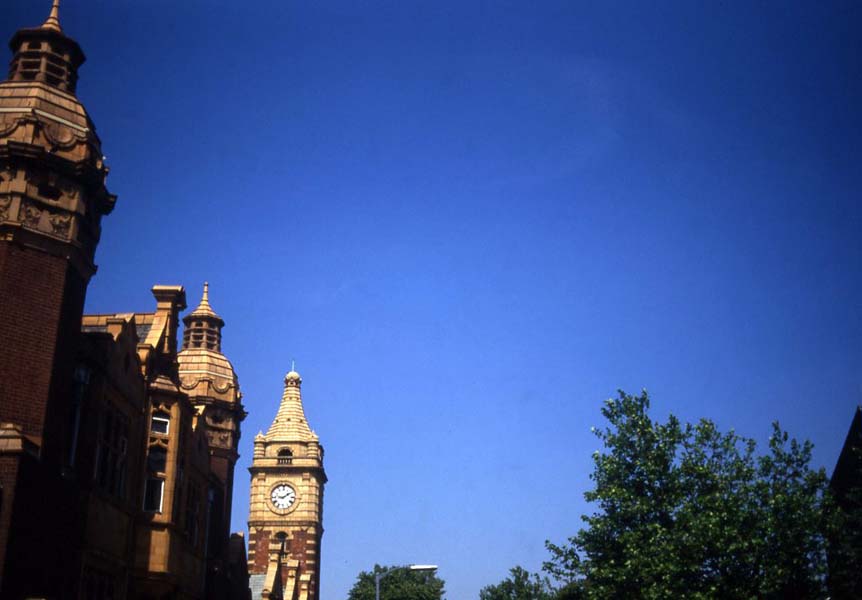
<box><xmin>42</xmin><ymin>0</ymin><xmax>62</xmax><ymax>32</ymax></box>
<box><xmin>203</xmin><ymin>281</ymin><xmax>209</xmax><ymax>303</ymax></box>
<box><xmin>291</xmin><ymin>358</ymin><xmax>296</xmax><ymax>372</ymax></box>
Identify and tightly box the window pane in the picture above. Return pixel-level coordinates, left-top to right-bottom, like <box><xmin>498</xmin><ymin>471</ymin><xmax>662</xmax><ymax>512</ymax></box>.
<box><xmin>147</xmin><ymin>447</ymin><xmax>167</xmax><ymax>473</ymax></box>
<box><xmin>151</xmin><ymin>414</ymin><xmax>169</xmax><ymax>435</ymax></box>
<box><xmin>144</xmin><ymin>478</ymin><xmax>164</xmax><ymax>512</ymax></box>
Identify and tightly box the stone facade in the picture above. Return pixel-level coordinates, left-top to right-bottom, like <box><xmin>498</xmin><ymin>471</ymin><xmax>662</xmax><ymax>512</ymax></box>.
<box><xmin>248</xmin><ymin>372</ymin><xmax>326</xmax><ymax>600</ymax></box>
<box><xmin>0</xmin><ymin>4</ymin><xmax>249</xmax><ymax>598</ymax></box>
<box><xmin>179</xmin><ymin>283</ymin><xmax>248</xmax><ymax>599</ymax></box>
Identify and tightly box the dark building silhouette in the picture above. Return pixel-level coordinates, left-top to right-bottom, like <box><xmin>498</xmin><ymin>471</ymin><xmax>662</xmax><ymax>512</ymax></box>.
<box><xmin>0</xmin><ymin>3</ymin><xmax>248</xmax><ymax>598</ymax></box>
<box><xmin>829</xmin><ymin>406</ymin><xmax>862</xmax><ymax>598</ymax></box>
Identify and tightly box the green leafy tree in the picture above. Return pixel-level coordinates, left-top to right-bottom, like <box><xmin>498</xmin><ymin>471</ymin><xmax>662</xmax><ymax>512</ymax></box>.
<box><xmin>544</xmin><ymin>390</ymin><xmax>831</xmax><ymax>599</ymax></box>
<box><xmin>478</xmin><ymin>566</ymin><xmax>555</xmax><ymax>600</ymax></box>
<box><xmin>348</xmin><ymin>564</ymin><xmax>445</xmax><ymax>600</ymax></box>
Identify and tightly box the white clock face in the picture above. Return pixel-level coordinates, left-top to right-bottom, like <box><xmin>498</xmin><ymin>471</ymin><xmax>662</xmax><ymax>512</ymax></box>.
<box><xmin>270</xmin><ymin>484</ymin><xmax>296</xmax><ymax>510</ymax></box>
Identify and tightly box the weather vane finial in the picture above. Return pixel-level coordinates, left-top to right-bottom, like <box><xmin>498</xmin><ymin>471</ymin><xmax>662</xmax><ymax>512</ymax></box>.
<box><xmin>42</xmin><ymin>0</ymin><xmax>62</xmax><ymax>32</ymax></box>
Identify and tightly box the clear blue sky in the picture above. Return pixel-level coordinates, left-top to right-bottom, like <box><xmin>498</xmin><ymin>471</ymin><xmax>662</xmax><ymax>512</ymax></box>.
<box><xmin>8</xmin><ymin>1</ymin><xmax>861</xmax><ymax>598</ymax></box>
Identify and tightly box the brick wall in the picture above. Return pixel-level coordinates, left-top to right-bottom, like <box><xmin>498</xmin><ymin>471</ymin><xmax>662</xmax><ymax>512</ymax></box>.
<box><xmin>0</xmin><ymin>242</ymin><xmax>87</xmax><ymax>461</ymax></box>
<box><xmin>0</xmin><ymin>243</ymin><xmax>66</xmax><ymax>434</ymax></box>
<box><xmin>0</xmin><ymin>455</ymin><xmax>20</xmax><ymax>592</ymax></box>
<box><xmin>249</xmin><ymin>529</ymin><xmax>270</xmax><ymax>574</ymax></box>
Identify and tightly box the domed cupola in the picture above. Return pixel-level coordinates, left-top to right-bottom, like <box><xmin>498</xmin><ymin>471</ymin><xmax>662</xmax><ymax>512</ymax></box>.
<box><xmin>8</xmin><ymin>0</ymin><xmax>83</xmax><ymax>94</ymax></box>
<box><xmin>182</xmin><ymin>282</ymin><xmax>225</xmax><ymax>353</ymax></box>
<box><xmin>0</xmin><ymin>0</ymin><xmax>116</xmax><ymax>280</ymax></box>
<box><xmin>178</xmin><ymin>283</ymin><xmax>240</xmax><ymax>404</ymax></box>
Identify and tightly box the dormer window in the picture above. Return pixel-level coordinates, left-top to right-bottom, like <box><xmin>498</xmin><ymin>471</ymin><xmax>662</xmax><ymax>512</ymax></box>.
<box><xmin>151</xmin><ymin>411</ymin><xmax>170</xmax><ymax>435</ymax></box>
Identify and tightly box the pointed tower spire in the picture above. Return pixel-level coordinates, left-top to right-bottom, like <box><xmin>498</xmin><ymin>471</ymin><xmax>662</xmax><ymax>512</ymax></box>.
<box><xmin>266</xmin><ymin>369</ymin><xmax>317</xmax><ymax>440</ymax></box>
<box><xmin>42</xmin><ymin>0</ymin><xmax>62</xmax><ymax>32</ymax></box>
<box><xmin>190</xmin><ymin>281</ymin><xmax>218</xmax><ymax>318</ymax></box>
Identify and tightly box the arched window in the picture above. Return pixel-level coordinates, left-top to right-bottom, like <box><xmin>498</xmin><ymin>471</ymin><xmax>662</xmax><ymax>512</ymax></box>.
<box><xmin>274</xmin><ymin>531</ymin><xmax>288</xmax><ymax>552</ymax></box>
<box><xmin>277</xmin><ymin>448</ymin><xmax>293</xmax><ymax>465</ymax></box>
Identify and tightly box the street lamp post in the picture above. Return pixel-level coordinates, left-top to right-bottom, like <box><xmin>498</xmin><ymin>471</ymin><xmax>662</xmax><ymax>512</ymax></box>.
<box><xmin>374</xmin><ymin>564</ymin><xmax>438</xmax><ymax>600</ymax></box>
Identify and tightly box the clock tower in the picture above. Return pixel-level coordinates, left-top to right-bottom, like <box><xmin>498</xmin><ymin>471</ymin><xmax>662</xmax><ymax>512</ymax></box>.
<box><xmin>248</xmin><ymin>369</ymin><xmax>326</xmax><ymax>600</ymax></box>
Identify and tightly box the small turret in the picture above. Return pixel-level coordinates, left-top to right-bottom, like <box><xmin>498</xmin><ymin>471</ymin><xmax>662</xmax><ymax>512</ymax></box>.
<box><xmin>7</xmin><ymin>0</ymin><xmax>84</xmax><ymax>94</ymax></box>
<box><xmin>182</xmin><ymin>282</ymin><xmax>225</xmax><ymax>352</ymax></box>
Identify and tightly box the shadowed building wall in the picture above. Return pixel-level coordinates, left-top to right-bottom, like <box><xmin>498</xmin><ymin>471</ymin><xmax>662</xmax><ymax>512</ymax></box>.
<box><xmin>0</xmin><ymin>4</ymin><xmax>249</xmax><ymax>598</ymax></box>
<box><xmin>179</xmin><ymin>283</ymin><xmax>248</xmax><ymax>599</ymax></box>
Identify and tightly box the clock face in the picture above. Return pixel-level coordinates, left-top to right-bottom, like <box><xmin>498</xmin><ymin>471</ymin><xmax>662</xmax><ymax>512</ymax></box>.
<box><xmin>270</xmin><ymin>484</ymin><xmax>296</xmax><ymax>510</ymax></box>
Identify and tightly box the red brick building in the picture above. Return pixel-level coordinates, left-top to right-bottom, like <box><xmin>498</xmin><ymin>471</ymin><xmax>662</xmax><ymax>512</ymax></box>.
<box><xmin>0</xmin><ymin>3</ymin><xmax>248</xmax><ymax>598</ymax></box>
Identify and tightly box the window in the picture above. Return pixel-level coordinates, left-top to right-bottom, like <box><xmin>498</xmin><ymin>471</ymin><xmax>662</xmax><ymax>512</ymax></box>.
<box><xmin>147</xmin><ymin>446</ymin><xmax>167</xmax><ymax>473</ymax></box>
<box><xmin>151</xmin><ymin>411</ymin><xmax>170</xmax><ymax>435</ymax></box>
<box><xmin>185</xmin><ymin>485</ymin><xmax>201</xmax><ymax>544</ymax></box>
<box><xmin>94</xmin><ymin>405</ymin><xmax>128</xmax><ymax>500</ymax></box>
<box><xmin>144</xmin><ymin>478</ymin><xmax>164</xmax><ymax>512</ymax></box>
<box><xmin>277</xmin><ymin>448</ymin><xmax>293</xmax><ymax>465</ymax></box>
<box><xmin>81</xmin><ymin>566</ymin><xmax>115</xmax><ymax>600</ymax></box>
<box><xmin>68</xmin><ymin>365</ymin><xmax>91</xmax><ymax>467</ymax></box>
<box><xmin>144</xmin><ymin>441</ymin><xmax>167</xmax><ymax>513</ymax></box>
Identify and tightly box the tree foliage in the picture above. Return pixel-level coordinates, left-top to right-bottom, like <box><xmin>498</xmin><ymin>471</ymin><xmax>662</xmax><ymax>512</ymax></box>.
<box><xmin>543</xmin><ymin>390</ymin><xmax>832</xmax><ymax>599</ymax></box>
<box><xmin>348</xmin><ymin>564</ymin><xmax>445</xmax><ymax>600</ymax></box>
<box><xmin>478</xmin><ymin>566</ymin><xmax>555</xmax><ymax>600</ymax></box>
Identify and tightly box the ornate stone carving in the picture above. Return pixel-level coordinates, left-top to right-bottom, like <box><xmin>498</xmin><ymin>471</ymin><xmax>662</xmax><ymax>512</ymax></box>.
<box><xmin>42</xmin><ymin>121</ymin><xmax>79</xmax><ymax>150</ymax></box>
<box><xmin>213</xmin><ymin>379</ymin><xmax>233</xmax><ymax>393</ymax></box>
<box><xmin>20</xmin><ymin>203</ymin><xmax>41</xmax><ymax>228</ymax></box>
<box><xmin>3</xmin><ymin>168</ymin><xmax>19</xmax><ymax>188</ymax></box>
<box><xmin>48</xmin><ymin>212</ymin><xmax>72</xmax><ymax>238</ymax></box>
<box><xmin>206</xmin><ymin>428</ymin><xmax>233</xmax><ymax>449</ymax></box>
<box><xmin>0</xmin><ymin>115</ymin><xmax>22</xmax><ymax>139</ymax></box>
